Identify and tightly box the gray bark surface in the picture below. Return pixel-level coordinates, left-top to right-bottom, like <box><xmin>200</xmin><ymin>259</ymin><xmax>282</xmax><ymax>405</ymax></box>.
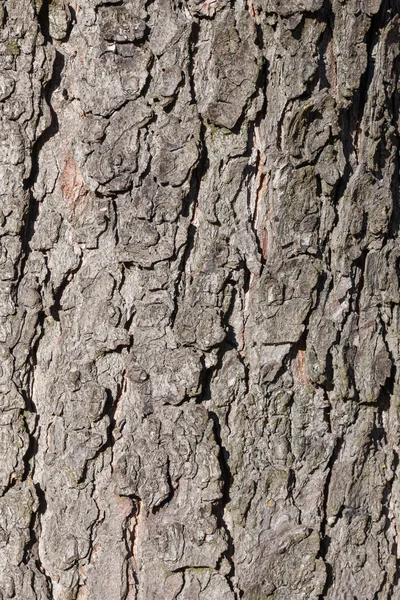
<box><xmin>1</xmin><ymin>0</ymin><xmax>400</xmax><ymax>598</ymax></box>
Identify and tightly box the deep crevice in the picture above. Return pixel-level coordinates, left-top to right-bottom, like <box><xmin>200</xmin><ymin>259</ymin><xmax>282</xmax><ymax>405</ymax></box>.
<box><xmin>209</xmin><ymin>410</ymin><xmax>238</xmax><ymax>597</ymax></box>
<box><xmin>317</xmin><ymin>436</ymin><xmax>344</xmax><ymax>599</ymax></box>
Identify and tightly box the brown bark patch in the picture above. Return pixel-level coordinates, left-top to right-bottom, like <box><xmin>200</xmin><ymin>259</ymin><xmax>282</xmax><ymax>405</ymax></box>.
<box><xmin>60</xmin><ymin>152</ymin><xmax>89</xmax><ymax>217</ymax></box>
<box><xmin>327</xmin><ymin>37</ymin><xmax>337</xmax><ymax>96</ymax></box>
<box><xmin>293</xmin><ymin>348</ymin><xmax>310</xmax><ymax>387</ymax></box>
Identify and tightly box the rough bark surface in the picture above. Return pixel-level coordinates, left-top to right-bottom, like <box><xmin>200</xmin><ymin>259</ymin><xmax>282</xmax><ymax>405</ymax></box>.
<box><xmin>1</xmin><ymin>0</ymin><xmax>400</xmax><ymax>598</ymax></box>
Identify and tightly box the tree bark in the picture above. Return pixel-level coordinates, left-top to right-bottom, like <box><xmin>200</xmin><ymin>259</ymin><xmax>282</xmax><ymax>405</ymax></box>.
<box><xmin>1</xmin><ymin>0</ymin><xmax>400</xmax><ymax>598</ymax></box>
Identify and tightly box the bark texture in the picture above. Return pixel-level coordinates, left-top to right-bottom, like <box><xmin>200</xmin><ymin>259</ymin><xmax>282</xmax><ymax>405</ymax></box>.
<box><xmin>1</xmin><ymin>0</ymin><xmax>400</xmax><ymax>598</ymax></box>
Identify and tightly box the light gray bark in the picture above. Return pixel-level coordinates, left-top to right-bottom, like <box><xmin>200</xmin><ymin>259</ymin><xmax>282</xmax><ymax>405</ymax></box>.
<box><xmin>1</xmin><ymin>0</ymin><xmax>400</xmax><ymax>598</ymax></box>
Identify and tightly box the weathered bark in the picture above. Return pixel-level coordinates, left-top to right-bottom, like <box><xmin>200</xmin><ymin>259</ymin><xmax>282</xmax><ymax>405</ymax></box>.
<box><xmin>1</xmin><ymin>0</ymin><xmax>400</xmax><ymax>598</ymax></box>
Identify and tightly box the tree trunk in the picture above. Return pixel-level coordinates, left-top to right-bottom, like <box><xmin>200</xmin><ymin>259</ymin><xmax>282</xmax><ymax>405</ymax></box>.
<box><xmin>1</xmin><ymin>0</ymin><xmax>400</xmax><ymax>598</ymax></box>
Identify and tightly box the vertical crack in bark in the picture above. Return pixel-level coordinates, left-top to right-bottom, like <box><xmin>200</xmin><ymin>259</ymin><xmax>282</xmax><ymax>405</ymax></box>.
<box><xmin>354</xmin><ymin>3</ymin><xmax>388</xmax><ymax>155</ymax></box>
<box><xmin>377</xmin><ymin>307</ymin><xmax>400</xmax><ymax>592</ymax></box>
<box><xmin>49</xmin><ymin>254</ymin><xmax>83</xmax><ymax>322</ymax></box>
<box><xmin>14</xmin><ymin>10</ymin><xmax>66</xmax><ymax>593</ymax></box>
<box><xmin>152</xmin><ymin>457</ymin><xmax>175</xmax><ymax>513</ymax></box>
<box><xmin>318</xmin><ymin>2</ymin><xmax>334</xmax><ymax>92</ymax></box>
<box><xmin>317</xmin><ymin>437</ymin><xmax>344</xmax><ymax>599</ymax></box>
<box><xmin>30</xmin><ymin>483</ymin><xmax>54</xmax><ymax>597</ymax></box>
<box><xmin>108</xmin><ymin>371</ymin><xmax>128</xmax><ymax>474</ymax></box>
<box><xmin>21</xmin><ymin>49</ymin><xmax>62</xmax><ymax>267</ymax></box>
<box><xmin>250</xmin><ymin>130</ymin><xmax>268</xmax><ymax>270</ymax></box>
<box><xmin>36</xmin><ymin>0</ymin><xmax>53</xmax><ymax>45</ymax></box>
<box><xmin>209</xmin><ymin>410</ymin><xmax>239</xmax><ymax>598</ymax></box>
<box><xmin>123</xmin><ymin>498</ymin><xmax>141</xmax><ymax>600</ymax></box>
<box><xmin>21</xmin><ymin>48</ymin><xmax>62</xmax><ymax>427</ymax></box>
<box><xmin>170</xmin><ymin>19</ymin><xmax>209</xmax><ymax>329</ymax></box>
<box><xmin>170</xmin><ymin>123</ymin><xmax>209</xmax><ymax>329</ymax></box>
